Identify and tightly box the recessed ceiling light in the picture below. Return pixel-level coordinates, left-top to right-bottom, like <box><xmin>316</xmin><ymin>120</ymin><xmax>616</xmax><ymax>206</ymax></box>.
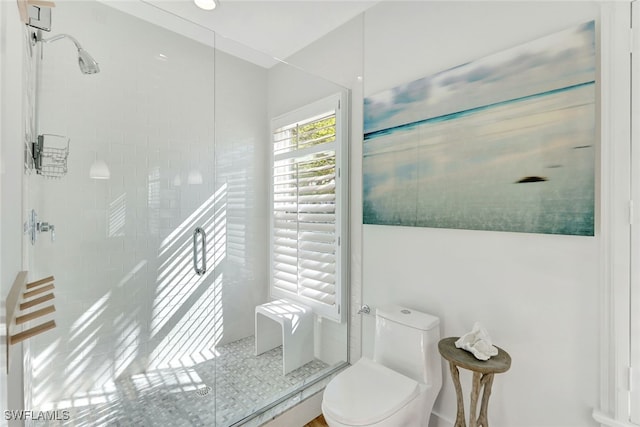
<box><xmin>194</xmin><ymin>0</ymin><xmax>217</xmax><ymax>10</ymax></box>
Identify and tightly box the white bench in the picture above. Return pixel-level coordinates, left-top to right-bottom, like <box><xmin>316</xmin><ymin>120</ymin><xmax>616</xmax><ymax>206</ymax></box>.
<box><xmin>255</xmin><ymin>299</ymin><xmax>314</xmax><ymax>375</ymax></box>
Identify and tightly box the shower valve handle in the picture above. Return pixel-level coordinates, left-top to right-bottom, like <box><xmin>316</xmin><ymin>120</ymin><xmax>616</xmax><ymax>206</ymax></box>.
<box><xmin>38</xmin><ymin>222</ymin><xmax>55</xmax><ymax>242</ymax></box>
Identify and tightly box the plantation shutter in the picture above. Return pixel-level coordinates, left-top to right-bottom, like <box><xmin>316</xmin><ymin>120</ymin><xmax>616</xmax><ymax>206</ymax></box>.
<box><xmin>271</xmin><ymin>94</ymin><xmax>345</xmax><ymax>320</ymax></box>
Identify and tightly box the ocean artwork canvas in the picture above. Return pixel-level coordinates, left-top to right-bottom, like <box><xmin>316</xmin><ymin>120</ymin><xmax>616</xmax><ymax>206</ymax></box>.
<box><xmin>363</xmin><ymin>21</ymin><xmax>596</xmax><ymax>236</ymax></box>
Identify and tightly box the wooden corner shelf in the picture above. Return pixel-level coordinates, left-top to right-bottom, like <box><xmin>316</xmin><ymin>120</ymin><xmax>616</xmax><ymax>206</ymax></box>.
<box><xmin>19</xmin><ymin>292</ymin><xmax>54</xmax><ymax>310</ymax></box>
<box><xmin>9</xmin><ymin>320</ymin><xmax>56</xmax><ymax>345</ymax></box>
<box><xmin>6</xmin><ymin>272</ymin><xmax>57</xmax><ymax>373</ymax></box>
<box><xmin>15</xmin><ymin>305</ymin><xmax>56</xmax><ymax>325</ymax></box>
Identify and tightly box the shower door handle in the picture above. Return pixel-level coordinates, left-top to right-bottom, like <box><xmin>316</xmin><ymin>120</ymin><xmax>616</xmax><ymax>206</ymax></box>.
<box><xmin>193</xmin><ymin>227</ymin><xmax>207</xmax><ymax>276</ymax></box>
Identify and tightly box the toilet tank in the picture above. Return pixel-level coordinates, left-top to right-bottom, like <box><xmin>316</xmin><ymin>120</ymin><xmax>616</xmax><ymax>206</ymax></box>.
<box><xmin>373</xmin><ymin>305</ymin><xmax>441</xmax><ymax>387</ymax></box>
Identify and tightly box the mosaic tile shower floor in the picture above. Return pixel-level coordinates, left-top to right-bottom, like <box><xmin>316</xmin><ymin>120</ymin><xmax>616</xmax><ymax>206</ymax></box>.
<box><xmin>36</xmin><ymin>336</ymin><xmax>330</xmax><ymax>427</ymax></box>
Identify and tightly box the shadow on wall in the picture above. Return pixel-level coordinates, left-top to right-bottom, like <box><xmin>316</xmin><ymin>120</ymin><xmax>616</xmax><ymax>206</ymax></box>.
<box><xmin>29</xmin><ymin>164</ymin><xmax>259</xmax><ymax>414</ymax></box>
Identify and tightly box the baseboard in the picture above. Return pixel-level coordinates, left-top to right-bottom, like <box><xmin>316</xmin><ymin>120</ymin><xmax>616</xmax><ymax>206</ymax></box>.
<box><xmin>429</xmin><ymin>410</ymin><xmax>454</xmax><ymax>427</ymax></box>
<box><xmin>259</xmin><ymin>395</ymin><xmax>454</xmax><ymax>427</ymax></box>
<box><xmin>432</xmin><ymin>409</ymin><xmax>626</xmax><ymax>427</ymax></box>
<box><xmin>261</xmin><ymin>391</ymin><xmax>323</xmax><ymax>427</ymax></box>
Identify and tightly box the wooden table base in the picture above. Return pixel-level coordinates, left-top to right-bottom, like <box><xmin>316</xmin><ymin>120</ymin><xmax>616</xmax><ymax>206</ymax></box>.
<box><xmin>449</xmin><ymin>362</ymin><xmax>495</xmax><ymax>427</ymax></box>
<box><xmin>439</xmin><ymin>337</ymin><xmax>511</xmax><ymax>427</ymax></box>
<box><xmin>438</xmin><ymin>337</ymin><xmax>511</xmax><ymax>427</ymax></box>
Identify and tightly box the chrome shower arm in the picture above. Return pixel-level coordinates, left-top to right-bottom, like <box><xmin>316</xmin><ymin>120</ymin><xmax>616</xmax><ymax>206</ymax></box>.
<box><xmin>31</xmin><ymin>31</ymin><xmax>100</xmax><ymax>75</ymax></box>
<box><xmin>38</xmin><ymin>33</ymin><xmax>83</xmax><ymax>50</ymax></box>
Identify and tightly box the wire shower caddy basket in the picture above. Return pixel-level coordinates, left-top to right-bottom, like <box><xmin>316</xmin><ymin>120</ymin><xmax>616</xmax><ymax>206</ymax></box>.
<box><xmin>32</xmin><ymin>134</ymin><xmax>69</xmax><ymax>178</ymax></box>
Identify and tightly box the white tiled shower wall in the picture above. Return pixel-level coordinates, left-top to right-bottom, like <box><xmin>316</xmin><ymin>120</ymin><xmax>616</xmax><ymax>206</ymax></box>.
<box><xmin>27</xmin><ymin>1</ymin><xmax>269</xmax><ymax>407</ymax></box>
<box><xmin>1</xmin><ymin>2</ymin><xmax>32</xmax><ymax>424</ymax></box>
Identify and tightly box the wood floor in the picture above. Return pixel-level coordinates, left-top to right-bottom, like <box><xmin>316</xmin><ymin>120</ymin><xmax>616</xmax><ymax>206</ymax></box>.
<box><xmin>304</xmin><ymin>414</ymin><xmax>328</xmax><ymax>427</ymax></box>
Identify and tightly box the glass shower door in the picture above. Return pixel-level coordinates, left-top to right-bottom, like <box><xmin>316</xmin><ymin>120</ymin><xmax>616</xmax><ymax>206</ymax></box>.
<box><xmin>25</xmin><ymin>2</ymin><xmax>352</xmax><ymax>425</ymax></box>
<box><xmin>28</xmin><ymin>1</ymin><xmax>221</xmax><ymax>423</ymax></box>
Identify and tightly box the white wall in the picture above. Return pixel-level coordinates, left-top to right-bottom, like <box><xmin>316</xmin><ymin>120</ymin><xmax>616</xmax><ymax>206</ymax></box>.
<box><xmin>632</xmin><ymin>3</ymin><xmax>640</xmax><ymax>423</ymax></box>
<box><xmin>360</xmin><ymin>2</ymin><xmax>605</xmax><ymax>427</ymax></box>
<box><xmin>282</xmin><ymin>1</ymin><xmax>626</xmax><ymax>426</ymax></box>
<box><xmin>24</xmin><ymin>0</ymin><xmax>268</xmax><ymax>409</ymax></box>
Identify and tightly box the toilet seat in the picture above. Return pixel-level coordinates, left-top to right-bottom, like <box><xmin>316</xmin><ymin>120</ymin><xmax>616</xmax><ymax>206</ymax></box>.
<box><xmin>322</xmin><ymin>358</ymin><xmax>420</xmax><ymax>426</ymax></box>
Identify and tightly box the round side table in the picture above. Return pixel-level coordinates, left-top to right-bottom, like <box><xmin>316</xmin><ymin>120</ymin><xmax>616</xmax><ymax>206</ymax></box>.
<box><xmin>438</xmin><ymin>337</ymin><xmax>511</xmax><ymax>427</ymax></box>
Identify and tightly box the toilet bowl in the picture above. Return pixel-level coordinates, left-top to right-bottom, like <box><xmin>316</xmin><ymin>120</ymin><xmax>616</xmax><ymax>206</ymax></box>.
<box><xmin>322</xmin><ymin>305</ymin><xmax>441</xmax><ymax>427</ymax></box>
<box><xmin>322</xmin><ymin>358</ymin><xmax>437</xmax><ymax>426</ymax></box>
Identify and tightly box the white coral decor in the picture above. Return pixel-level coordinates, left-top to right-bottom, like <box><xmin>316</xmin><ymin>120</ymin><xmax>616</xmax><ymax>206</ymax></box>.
<box><xmin>455</xmin><ymin>322</ymin><xmax>499</xmax><ymax>361</ymax></box>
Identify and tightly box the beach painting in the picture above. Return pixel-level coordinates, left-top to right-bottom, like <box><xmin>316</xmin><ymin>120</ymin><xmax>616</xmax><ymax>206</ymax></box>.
<box><xmin>363</xmin><ymin>21</ymin><xmax>596</xmax><ymax>236</ymax></box>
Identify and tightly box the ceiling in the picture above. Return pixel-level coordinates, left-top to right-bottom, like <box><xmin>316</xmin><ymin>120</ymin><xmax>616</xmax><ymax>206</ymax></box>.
<box><xmin>105</xmin><ymin>0</ymin><xmax>378</xmax><ymax>67</ymax></box>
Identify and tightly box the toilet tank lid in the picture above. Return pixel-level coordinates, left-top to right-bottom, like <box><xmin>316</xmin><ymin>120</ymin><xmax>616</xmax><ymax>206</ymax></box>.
<box><xmin>376</xmin><ymin>305</ymin><xmax>440</xmax><ymax>330</ymax></box>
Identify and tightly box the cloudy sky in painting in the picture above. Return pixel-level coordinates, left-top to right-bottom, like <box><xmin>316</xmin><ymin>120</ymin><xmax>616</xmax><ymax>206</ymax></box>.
<box><xmin>364</xmin><ymin>21</ymin><xmax>595</xmax><ymax>135</ymax></box>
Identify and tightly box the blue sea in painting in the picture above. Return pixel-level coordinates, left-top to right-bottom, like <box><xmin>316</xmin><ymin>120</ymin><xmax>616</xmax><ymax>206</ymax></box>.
<box><xmin>362</xmin><ymin>82</ymin><xmax>595</xmax><ymax>236</ymax></box>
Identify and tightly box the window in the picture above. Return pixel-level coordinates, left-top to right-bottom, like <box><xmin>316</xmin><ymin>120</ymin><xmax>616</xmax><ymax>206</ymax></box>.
<box><xmin>270</xmin><ymin>93</ymin><xmax>347</xmax><ymax>322</ymax></box>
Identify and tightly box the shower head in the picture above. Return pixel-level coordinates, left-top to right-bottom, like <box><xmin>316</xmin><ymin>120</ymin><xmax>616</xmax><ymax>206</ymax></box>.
<box><xmin>77</xmin><ymin>48</ymin><xmax>100</xmax><ymax>74</ymax></box>
<box><xmin>33</xmin><ymin>33</ymin><xmax>100</xmax><ymax>75</ymax></box>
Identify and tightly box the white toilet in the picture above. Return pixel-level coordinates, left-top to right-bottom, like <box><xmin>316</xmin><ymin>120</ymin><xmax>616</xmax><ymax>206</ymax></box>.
<box><xmin>322</xmin><ymin>305</ymin><xmax>442</xmax><ymax>427</ymax></box>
